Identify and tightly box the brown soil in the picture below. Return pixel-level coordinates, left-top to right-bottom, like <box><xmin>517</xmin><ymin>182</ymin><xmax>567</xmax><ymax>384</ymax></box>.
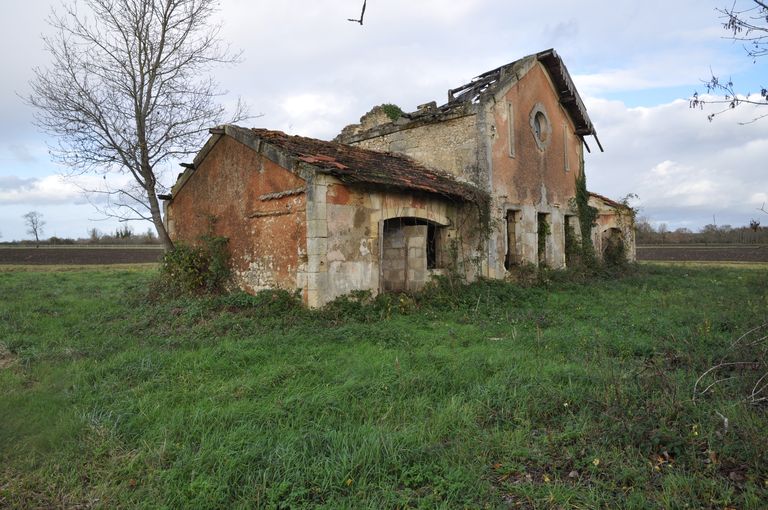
<box><xmin>0</xmin><ymin>343</ymin><xmax>16</xmax><ymax>370</ymax></box>
<box><xmin>0</xmin><ymin>247</ymin><xmax>163</xmax><ymax>265</ymax></box>
<box><xmin>637</xmin><ymin>245</ymin><xmax>768</xmax><ymax>263</ymax></box>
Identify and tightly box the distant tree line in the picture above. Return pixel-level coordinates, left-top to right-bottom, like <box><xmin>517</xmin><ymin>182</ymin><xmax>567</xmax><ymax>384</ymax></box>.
<box><xmin>5</xmin><ymin>225</ymin><xmax>162</xmax><ymax>247</ymax></box>
<box><xmin>636</xmin><ymin>217</ymin><xmax>767</xmax><ymax>244</ymax></box>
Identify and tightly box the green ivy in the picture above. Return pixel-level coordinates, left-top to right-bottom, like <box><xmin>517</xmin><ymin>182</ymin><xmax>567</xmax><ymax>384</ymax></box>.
<box><xmin>602</xmin><ymin>232</ymin><xmax>627</xmax><ymax>267</ymax></box>
<box><xmin>564</xmin><ymin>219</ymin><xmax>581</xmax><ymax>266</ymax></box>
<box><xmin>537</xmin><ymin>216</ymin><xmax>551</xmax><ymax>267</ymax></box>
<box><xmin>575</xmin><ymin>157</ymin><xmax>598</xmax><ymax>267</ymax></box>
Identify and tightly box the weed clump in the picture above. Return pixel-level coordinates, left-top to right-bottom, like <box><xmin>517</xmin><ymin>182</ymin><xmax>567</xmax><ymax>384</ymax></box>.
<box><xmin>379</xmin><ymin>103</ymin><xmax>404</xmax><ymax>121</ymax></box>
<box><xmin>221</xmin><ymin>289</ymin><xmax>304</xmax><ymax>315</ymax></box>
<box><xmin>151</xmin><ymin>233</ymin><xmax>230</xmax><ymax>297</ymax></box>
<box><xmin>602</xmin><ymin>233</ymin><xmax>629</xmax><ymax>268</ymax></box>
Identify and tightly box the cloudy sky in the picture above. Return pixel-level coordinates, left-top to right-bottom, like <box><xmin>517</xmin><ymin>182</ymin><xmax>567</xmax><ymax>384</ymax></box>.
<box><xmin>1</xmin><ymin>0</ymin><xmax>767</xmax><ymax>240</ymax></box>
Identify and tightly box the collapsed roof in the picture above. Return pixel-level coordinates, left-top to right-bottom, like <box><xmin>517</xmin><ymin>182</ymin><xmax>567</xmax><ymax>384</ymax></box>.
<box><xmin>339</xmin><ymin>49</ymin><xmax>602</xmax><ymax>152</ymax></box>
<box><xmin>448</xmin><ymin>49</ymin><xmax>597</xmax><ymax>140</ymax></box>
<box><xmin>170</xmin><ymin>125</ymin><xmax>484</xmax><ymax>204</ymax></box>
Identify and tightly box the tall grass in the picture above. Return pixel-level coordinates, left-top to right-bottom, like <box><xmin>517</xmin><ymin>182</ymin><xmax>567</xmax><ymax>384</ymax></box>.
<box><xmin>1</xmin><ymin>265</ymin><xmax>766</xmax><ymax>508</ymax></box>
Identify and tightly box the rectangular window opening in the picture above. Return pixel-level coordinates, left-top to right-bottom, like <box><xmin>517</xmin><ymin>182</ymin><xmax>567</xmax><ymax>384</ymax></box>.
<box><xmin>537</xmin><ymin>213</ymin><xmax>551</xmax><ymax>267</ymax></box>
<box><xmin>504</xmin><ymin>210</ymin><xmax>520</xmax><ymax>270</ymax></box>
<box><xmin>564</xmin><ymin>214</ymin><xmax>578</xmax><ymax>266</ymax></box>
<box><xmin>427</xmin><ymin>223</ymin><xmax>437</xmax><ymax>269</ymax></box>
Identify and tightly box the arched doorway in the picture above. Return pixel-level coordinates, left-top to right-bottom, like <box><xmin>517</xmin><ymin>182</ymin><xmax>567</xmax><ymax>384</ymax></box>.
<box><xmin>601</xmin><ymin>227</ymin><xmax>625</xmax><ymax>265</ymax></box>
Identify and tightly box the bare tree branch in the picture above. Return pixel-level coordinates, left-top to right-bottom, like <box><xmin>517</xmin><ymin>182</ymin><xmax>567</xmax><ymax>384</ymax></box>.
<box><xmin>691</xmin><ymin>0</ymin><xmax>768</xmax><ymax>121</ymax></box>
<box><xmin>27</xmin><ymin>0</ymin><xmax>249</xmax><ymax>249</ymax></box>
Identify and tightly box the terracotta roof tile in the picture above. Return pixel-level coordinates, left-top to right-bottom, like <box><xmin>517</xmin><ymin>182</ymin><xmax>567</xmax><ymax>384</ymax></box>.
<box><xmin>249</xmin><ymin>128</ymin><xmax>483</xmax><ymax>203</ymax></box>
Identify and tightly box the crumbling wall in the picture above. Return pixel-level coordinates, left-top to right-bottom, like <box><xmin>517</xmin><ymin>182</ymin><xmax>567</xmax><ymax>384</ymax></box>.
<box><xmin>166</xmin><ymin>136</ymin><xmax>308</xmax><ymax>293</ymax></box>
<box><xmin>336</xmin><ymin>106</ymin><xmax>394</xmax><ymax>140</ymax></box>
<box><xmin>344</xmin><ymin>114</ymin><xmax>482</xmax><ymax>186</ymax></box>
<box><xmin>589</xmin><ymin>195</ymin><xmax>637</xmax><ymax>263</ymax></box>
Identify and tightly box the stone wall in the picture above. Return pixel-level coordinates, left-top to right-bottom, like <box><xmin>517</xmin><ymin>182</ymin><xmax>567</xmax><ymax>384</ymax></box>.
<box><xmin>347</xmin><ymin>114</ymin><xmax>482</xmax><ymax>187</ymax></box>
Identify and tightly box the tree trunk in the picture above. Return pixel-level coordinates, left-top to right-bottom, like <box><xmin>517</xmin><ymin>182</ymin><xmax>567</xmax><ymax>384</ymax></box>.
<box><xmin>147</xmin><ymin>191</ymin><xmax>174</xmax><ymax>251</ymax></box>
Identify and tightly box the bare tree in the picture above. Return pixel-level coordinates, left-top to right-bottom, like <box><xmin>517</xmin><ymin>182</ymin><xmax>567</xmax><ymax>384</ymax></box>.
<box><xmin>23</xmin><ymin>211</ymin><xmax>46</xmax><ymax>247</ymax></box>
<box><xmin>657</xmin><ymin>222</ymin><xmax>668</xmax><ymax>244</ymax></box>
<box><xmin>28</xmin><ymin>0</ymin><xmax>248</xmax><ymax>250</ymax></box>
<box><xmin>691</xmin><ymin>0</ymin><xmax>768</xmax><ymax>122</ymax></box>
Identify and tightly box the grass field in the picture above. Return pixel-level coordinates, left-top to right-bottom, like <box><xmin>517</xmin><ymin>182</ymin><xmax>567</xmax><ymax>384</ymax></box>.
<box><xmin>1</xmin><ymin>265</ymin><xmax>767</xmax><ymax>508</ymax></box>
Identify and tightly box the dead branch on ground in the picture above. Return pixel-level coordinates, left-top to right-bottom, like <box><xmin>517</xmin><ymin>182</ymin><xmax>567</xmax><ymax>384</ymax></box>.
<box><xmin>693</xmin><ymin>323</ymin><xmax>768</xmax><ymax>406</ymax></box>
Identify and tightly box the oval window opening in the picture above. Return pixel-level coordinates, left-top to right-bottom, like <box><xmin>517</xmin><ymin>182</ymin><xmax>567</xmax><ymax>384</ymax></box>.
<box><xmin>534</xmin><ymin>111</ymin><xmax>548</xmax><ymax>143</ymax></box>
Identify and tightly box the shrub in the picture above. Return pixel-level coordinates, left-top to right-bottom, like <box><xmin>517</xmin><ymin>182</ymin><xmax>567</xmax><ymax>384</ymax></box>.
<box><xmin>152</xmin><ymin>234</ymin><xmax>230</xmax><ymax>297</ymax></box>
<box><xmin>603</xmin><ymin>235</ymin><xmax>628</xmax><ymax>268</ymax></box>
<box><xmin>380</xmin><ymin>103</ymin><xmax>404</xmax><ymax>121</ymax></box>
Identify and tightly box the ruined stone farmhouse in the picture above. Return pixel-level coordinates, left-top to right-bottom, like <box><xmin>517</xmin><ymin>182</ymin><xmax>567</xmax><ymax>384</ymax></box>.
<box><xmin>163</xmin><ymin>49</ymin><xmax>635</xmax><ymax>307</ymax></box>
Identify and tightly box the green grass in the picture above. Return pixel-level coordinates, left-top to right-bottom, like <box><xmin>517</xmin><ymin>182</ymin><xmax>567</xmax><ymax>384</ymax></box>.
<box><xmin>1</xmin><ymin>265</ymin><xmax>767</xmax><ymax>508</ymax></box>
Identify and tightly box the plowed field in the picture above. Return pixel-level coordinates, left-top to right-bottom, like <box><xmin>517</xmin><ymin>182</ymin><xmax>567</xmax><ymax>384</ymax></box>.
<box><xmin>0</xmin><ymin>247</ymin><xmax>163</xmax><ymax>265</ymax></box>
<box><xmin>637</xmin><ymin>244</ymin><xmax>768</xmax><ymax>262</ymax></box>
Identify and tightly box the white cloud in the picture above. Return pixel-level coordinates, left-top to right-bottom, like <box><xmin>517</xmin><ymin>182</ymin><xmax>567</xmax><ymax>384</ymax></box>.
<box><xmin>274</xmin><ymin>93</ymin><xmax>358</xmax><ymax>138</ymax></box>
<box><xmin>0</xmin><ymin>174</ymin><xmax>82</xmax><ymax>204</ymax></box>
<box><xmin>585</xmin><ymin>95</ymin><xmax>768</xmax><ymax>228</ymax></box>
<box><xmin>0</xmin><ymin>173</ymin><xmax>135</xmax><ymax>206</ymax></box>
<box><xmin>3</xmin><ymin>0</ymin><xmax>767</xmax><ymax>238</ymax></box>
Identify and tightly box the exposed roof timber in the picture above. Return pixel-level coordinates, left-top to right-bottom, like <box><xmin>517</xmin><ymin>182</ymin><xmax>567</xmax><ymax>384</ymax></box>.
<box><xmin>536</xmin><ymin>49</ymin><xmax>603</xmax><ymax>152</ymax></box>
<box><xmin>446</xmin><ymin>49</ymin><xmax>603</xmax><ymax>152</ymax></box>
<box><xmin>594</xmin><ymin>135</ymin><xmax>604</xmax><ymax>153</ymax></box>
